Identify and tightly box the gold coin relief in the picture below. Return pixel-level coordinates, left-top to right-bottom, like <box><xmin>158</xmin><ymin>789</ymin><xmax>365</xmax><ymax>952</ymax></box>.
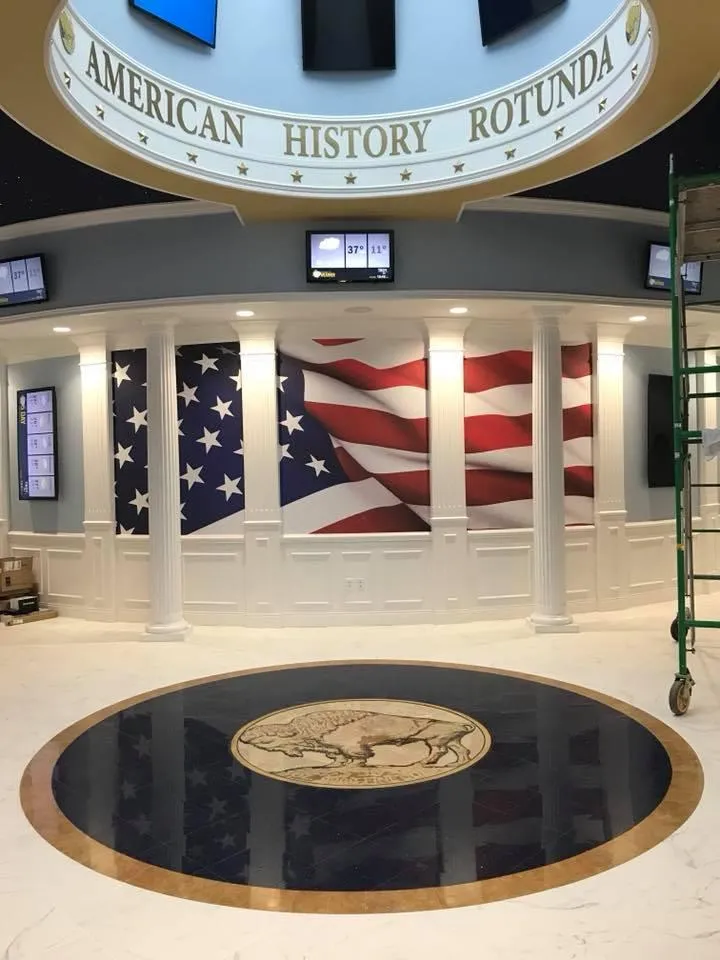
<box><xmin>58</xmin><ymin>10</ymin><xmax>75</xmax><ymax>55</ymax></box>
<box><xmin>231</xmin><ymin>699</ymin><xmax>492</xmax><ymax>789</ymax></box>
<box><xmin>626</xmin><ymin>1</ymin><xmax>642</xmax><ymax>45</ymax></box>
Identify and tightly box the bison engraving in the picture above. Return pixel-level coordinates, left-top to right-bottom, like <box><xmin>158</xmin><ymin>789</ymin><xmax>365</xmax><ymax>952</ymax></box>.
<box><xmin>239</xmin><ymin>708</ymin><xmax>475</xmax><ymax>768</ymax></box>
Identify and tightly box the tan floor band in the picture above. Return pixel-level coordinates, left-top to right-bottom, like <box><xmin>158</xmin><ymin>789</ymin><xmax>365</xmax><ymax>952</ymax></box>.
<box><xmin>0</xmin><ymin>2</ymin><xmax>718</xmax><ymax>221</ymax></box>
<box><xmin>20</xmin><ymin>661</ymin><xmax>704</xmax><ymax>914</ymax></box>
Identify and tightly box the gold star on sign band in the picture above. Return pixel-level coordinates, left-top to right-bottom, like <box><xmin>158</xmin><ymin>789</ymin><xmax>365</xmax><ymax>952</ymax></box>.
<box><xmin>138</xmin><ymin>132</ymin><xmax>148</xmax><ymax>144</ymax></box>
<box><xmin>187</xmin><ymin>152</ymin><xmax>198</xmax><ymax>164</ymax></box>
<box><xmin>400</xmin><ymin>169</ymin><xmax>412</xmax><ymax>181</ymax></box>
<box><xmin>291</xmin><ymin>170</ymin><xmax>303</xmax><ymax>183</ymax></box>
<box><xmin>345</xmin><ymin>172</ymin><xmax>357</xmax><ymax>184</ymax></box>
<box><xmin>505</xmin><ymin>148</ymin><xmax>516</xmax><ymax>160</ymax></box>
<box><xmin>631</xmin><ymin>63</ymin><xmax>639</xmax><ymax>79</ymax></box>
<box><xmin>554</xmin><ymin>126</ymin><xmax>565</xmax><ymax>140</ymax></box>
<box><xmin>95</xmin><ymin>105</ymin><xmax>105</xmax><ymax>120</ymax></box>
<box><xmin>237</xmin><ymin>163</ymin><xmax>248</xmax><ymax>175</ymax></box>
<box><xmin>598</xmin><ymin>98</ymin><xmax>608</xmax><ymax>113</ymax></box>
<box><xmin>63</xmin><ymin>72</ymin><xmax>71</xmax><ymax>88</ymax></box>
<box><xmin>453</xmin><ymin>162</ymin><xmax>465</xmax><ymax>174</ymax></box>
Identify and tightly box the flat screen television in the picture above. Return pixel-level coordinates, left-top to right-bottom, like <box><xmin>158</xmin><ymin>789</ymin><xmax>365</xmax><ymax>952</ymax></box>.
<box><xmin>129</xmin><ymin>0</ymin><xmax>218</xmax><ymax>47</ymax></box>
<box><xmin>301</xmin><ymin>0</ymin><xmax>396</xmax><ymax>71</ymax></box>
<box><xmin>646</xmin><ymin>243</ymin><xmax>704</xmax><ymax>295</ymax></box>
<box><xmin>478</xmin><ymin>0</ymin><xmax>567</xmax><ymax>46</ymax></box>
<box><xmin>0</xmin><ymin>255</ymin><xmax>47</xmax><ymax>308</ymax></box>
<box><xmin>17</xmin><ymin>387</ymin><xmax>59</xmax><ymax>501</ymax></box>
<box><xmin>307</xmin><ymin>231</ymin><xmax>394</xmax><ymax>283</ymax></box>
<box><xmin>646</xmin><ymin>374</ymin><xmax>674</xmax><ymax>488</ymax></box>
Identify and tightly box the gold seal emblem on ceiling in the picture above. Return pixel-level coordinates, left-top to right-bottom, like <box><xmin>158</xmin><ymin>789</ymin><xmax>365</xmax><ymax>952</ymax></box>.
<box><xmin>231</xmin><ymin>699</ymin><xmax>492</xmax><ymax>789</ymax></box>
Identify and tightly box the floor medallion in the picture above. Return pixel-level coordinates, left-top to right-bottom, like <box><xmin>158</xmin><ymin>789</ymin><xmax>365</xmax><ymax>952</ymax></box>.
<box><xmin>21</xmin><ymin>661</ymin><xmax>703</xmax><ymax>914</ymax></box>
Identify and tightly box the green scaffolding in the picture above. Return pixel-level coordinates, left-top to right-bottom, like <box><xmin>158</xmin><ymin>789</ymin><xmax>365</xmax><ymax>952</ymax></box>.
<box><xmin>668</xmin><ymin>158</ymin><xmax>720</xmax><ymax>716</ymax></box>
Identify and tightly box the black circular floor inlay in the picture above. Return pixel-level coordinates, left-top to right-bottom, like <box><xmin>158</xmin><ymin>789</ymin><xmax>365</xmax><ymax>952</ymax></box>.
<box><xmin>50</xmin><ymin>663</ymin><xmax>674</xmax><ymax>894</ymax></box>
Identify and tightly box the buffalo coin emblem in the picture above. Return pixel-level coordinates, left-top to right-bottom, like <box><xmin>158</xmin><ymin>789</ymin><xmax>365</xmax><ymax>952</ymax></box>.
<box><xmin>231</xmin><ymin>699</ymin><xmax>491</xmax><ymax>788</ymax></box>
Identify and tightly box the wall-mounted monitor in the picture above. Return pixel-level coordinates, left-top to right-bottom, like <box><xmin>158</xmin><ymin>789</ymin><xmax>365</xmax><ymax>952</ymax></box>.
<box><xmin>129</xmin><ymin>0</ymin><xmax>218</xmax><ymax>47</ymax></box>
<box><xmin>307</xmin><ymin>231</ymin><xmax>394</xmax><ymax>283</ymax></box>
<box><xmin>17</xmin><ymin>388</ymin><xmax>59</xmax><ymax>501</ymax></box>
<box><xmin>478</xmin><ymin>0</ymin><xmax>567</xmax><ymax>46</ymax></box>
<box><xmin>0</xmin><ymin>255</ymin><xmax>48</xmax><ymax>308</ymax></box>
<box><xmin>301</xmin><ymin>0</ymin><xmax>396</xmax><ymax>71</ymax></box>
<box><xmin>646</xmin><ymin>243</ymin><xmax>704</xmax><ymax>295</ymax></box>
<box><xmin>646</xmin><ymin>374</ymin><xmax>674</xmax><ymax>488</ymax></box>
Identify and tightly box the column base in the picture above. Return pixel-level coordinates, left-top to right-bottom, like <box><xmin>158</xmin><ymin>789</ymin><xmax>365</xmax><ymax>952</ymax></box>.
<box><xmin>143</xmin><ymin>620</ymin><xmax>192</xmax><ymax>642</ymax></box>
<box><xmin>527</xmin><ymin>614</ymin><xmax>579</xmax><ymax>635</ymax></box>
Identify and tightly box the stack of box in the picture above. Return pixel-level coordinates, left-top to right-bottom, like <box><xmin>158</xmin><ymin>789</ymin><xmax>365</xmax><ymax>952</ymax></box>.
<box><xmin>0</xmin><ymin>557</ymin><xmax>57</xmax><ymax>626</ymax></box>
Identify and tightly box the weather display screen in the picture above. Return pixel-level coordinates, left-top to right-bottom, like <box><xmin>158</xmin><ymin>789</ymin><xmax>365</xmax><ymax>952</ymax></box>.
<box><xmin>17</xmin><ymin>388</ymin><xmax>58</xmax><ymax>501</ymax></box>
<box><xmin>646</xmin><ymin>243</ymin><xmax>704</xmax><ymax>295</ymax></box>
<box><xmin>0</xmin><ymin>256</ymin><xmax>47</xmax><ymax>308</ymax></box>
<box><xmin>307</xmin><ymin>232</ymin><xmax>394</xmax><ymax>283</ymax></box>
<box><xmin>129</xmin><ymin>0</ymin><xmax>218</xmax><ymax>46</ymax></box>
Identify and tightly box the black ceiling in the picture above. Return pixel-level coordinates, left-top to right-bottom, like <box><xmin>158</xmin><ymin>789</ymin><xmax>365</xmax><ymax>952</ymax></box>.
<box><xmin>0</xmin><ymin>81</ymin><xmax>717</xmax><ymax>228</ymax></box>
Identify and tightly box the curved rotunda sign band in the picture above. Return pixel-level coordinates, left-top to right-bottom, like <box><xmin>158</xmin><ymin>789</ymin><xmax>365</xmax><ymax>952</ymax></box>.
<box><xmin>50</xmin><ymin>3</ymin><xmax>653</xmax><ymax>198</ymax></box>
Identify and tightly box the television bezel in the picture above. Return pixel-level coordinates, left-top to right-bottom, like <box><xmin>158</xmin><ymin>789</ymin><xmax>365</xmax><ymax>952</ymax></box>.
<box><xmin>301</xmin><ymin>0</ymin><xmax>397</xmax><ymax>72</ymax></box>
<box><xmin>645</xmin><ymin>242</ymin><xmax>704</xmax><ymax>296</ymax></box>
<box><xmin>306</xmin><ymin>229</ymin><xmax>396</xmax><ymax>284</ymax></box>
<box><xmin>17</xmin><ymin>386</ymin><xmax>59</xmax><ymax>502</ymax></box>
<box><xmin>0</xmin><ymin>254</ymin><xmax>48</xmax><ymax>309</ymax></box>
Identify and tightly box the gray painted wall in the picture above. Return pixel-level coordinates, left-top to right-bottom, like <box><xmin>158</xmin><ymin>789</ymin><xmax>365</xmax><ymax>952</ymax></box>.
<box><xmin>624</xmin><ymin>345</ymin><xmax>674</xmax><ymax>522</ymax></box>
<box><xmin>0</xmin><ymin>210</ymin><xmax>718</xmax><ymax>318</ymax></box>
<box><xmin>8</xmin><ymin>356</ymin><xmax>84</xmax><ymax>533</ymax></box>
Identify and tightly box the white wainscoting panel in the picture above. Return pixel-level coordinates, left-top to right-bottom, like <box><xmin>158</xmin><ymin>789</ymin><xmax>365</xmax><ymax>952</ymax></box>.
<box><xmin>626</xmin><ymin>520</ymin><xmax>676</xmax><ymax>603</ymax></box>
<box><xmin>9</xmin><ymin>532</ymin><xmax>87</xmax><ymax>616</ymax></box>
<box><xmin>5</xmin><ymin>521</ymin><xmax>704</xmax><ymax>627</ymax></box>
<box><xmin>282</xmin><ymin>534</ymin><xmax>433</xmax><ymax>624</ymax></box>
<box><xmin>182</xmin><ymin>538</ymin><xmax>245</xmax><ymax>621</ymax></box>
<box><xmin>565</xmin><ymin>526</ymin><xmax>597</xmax><ymax>609</ymax></box>
<box><xmin>468</xmin><ymin>530</ymin><xmax>533</xmax><ymax>616</ymax></box>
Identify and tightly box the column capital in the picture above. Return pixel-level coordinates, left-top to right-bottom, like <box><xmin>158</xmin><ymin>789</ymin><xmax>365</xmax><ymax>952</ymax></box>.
<box><xmin>595</xmin><ymin>324</ymin><xmax>627</xmax><ymax>356</ymax></box>
<box><xmin>233</xmin><ymin>320</ymin><xmax>278</xmax><ymax>356</ymax></box>
<box><xmin>424</xmin><ymin>318</ymin><xmax>469</xmax><ymax>351</ymax></box>
<box><xmin>73</xmin><ymin>333</ymin><xmax>108</xmax><ymax>366</ymax></box>
<box><xmin>141</xmin><ymin>316</ymin><xmax>181</xmax><ymax>332</ymax></box>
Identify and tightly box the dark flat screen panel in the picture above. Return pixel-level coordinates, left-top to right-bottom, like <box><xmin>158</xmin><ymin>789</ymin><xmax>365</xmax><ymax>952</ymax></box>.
<box><xmin>478</xmin><ymin>0</ymin><xmax>566</xmax><ymax>46</ymax></box>
<box><xmin>647</xmin><ymin>374</ymin><xmax>674</xmax><ymax>489</ymax></box>
<box><xmin>301</xmin><ymin>0</ymin><xmax>396</xmax><ymax>71</ymax></box>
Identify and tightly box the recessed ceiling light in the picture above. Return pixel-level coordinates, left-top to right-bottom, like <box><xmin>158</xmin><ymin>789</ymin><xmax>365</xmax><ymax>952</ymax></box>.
<box><xmin>235</xmin><ymin>309</ymin><xmax>255</xmax><ymax>318</ymax></box>
<box><xmin>449</xmin><ymin>307</ymin><xmax>469</xmax><ymax>315</ymax></box>
<box><xmin>53</xmin><ymin>326</ymin><xmax>71</xmax><ymax>333</ymax></box>
<box><xmin>629</xmin><ymin>315</ymin><xmax>648</xmax><ymax>323</ymax></box>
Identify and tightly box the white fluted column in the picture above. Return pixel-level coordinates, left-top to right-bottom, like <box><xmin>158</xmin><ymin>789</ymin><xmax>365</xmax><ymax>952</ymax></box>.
<box><xmin>0</xmin><ymin>355</ymin><xmax>10</xmax><ymax>556</ymax></box>
<box><xmin>75</xmin><ymin>334</ymin><xmax>116</xmax><ymax>618</ymax></box>
<box><xmin>426</xmin><ymin>319</ymin><xmax>469</xmax><ymax>612</ymax></box>
<box><xmin>529</xmin><ymin>318</ymin><xmax>576</xmax><ymax>632</ymax></box>
<box><xmin>593</xmin><ymin>327</ymin><xmax>628</xmax><ymax>607</ymax></box>
<box><xmin>234</xmin><ymin>321</ymin><xmax>282</xmax><ymax>619</ymax></box>
<box><xmin>144</xmin><ymin>320</ymin><xmax>190</xmax><ymax>640</ymax></box>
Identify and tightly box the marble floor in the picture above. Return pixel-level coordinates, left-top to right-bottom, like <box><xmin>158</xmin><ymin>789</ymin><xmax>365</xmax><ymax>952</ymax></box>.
<box><xmin>3</xmin><ymin>599</ymin><xmax>720</xmax><ymax>959</ymax></box>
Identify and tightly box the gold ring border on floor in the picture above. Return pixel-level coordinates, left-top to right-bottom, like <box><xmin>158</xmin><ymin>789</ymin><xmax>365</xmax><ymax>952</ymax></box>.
<box><xmin>20</xmin><ymin>660</ymin><xmax>704</xmax><ymax>915</ymax></box>
<box><xmin>0</xmin><ymin>1</ymin><xmax>718</xmax><ymax>221</ymax></box>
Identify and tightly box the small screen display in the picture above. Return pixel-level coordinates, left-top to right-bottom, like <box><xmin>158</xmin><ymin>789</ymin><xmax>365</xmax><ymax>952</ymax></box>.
<box><xmin>307</xmin><ymin>232</ymin><xmax>394</xmax><ymax>283</ymax></box>
<box><xmin>129</xmin><ymin>0</ymin><xmax>218</xmax><ymax>46</ymax></box>
<box><xmin>647</xmin><ymin>243</ymin><xmax>703</xmax><ymax>295</ymax></box>
<box><xmin>17</xmin><ymin>388</ymin><xmax>58</xmax><ymax>501</ymax></box>
<box><xmin>0</xmin><ymin>256</ymin><xmax>48</xmax><ymax>308</ymax></box>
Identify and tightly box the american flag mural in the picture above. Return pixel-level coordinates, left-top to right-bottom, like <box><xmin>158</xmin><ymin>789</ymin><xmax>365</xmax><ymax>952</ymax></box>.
<box><xmin>464</xmin><ymin>342</ymin><xmax>594</xmax><ymax>529</ymax></box>
<box><xmin>111</xmin><ymin>343</ymin><xmax>244</xmax><ymax>535</ymax></box>
<box><xmin>279</xmin><ymin>339</ymin><xmax>430</xmax><ymax>534</ymax></box>
<box><xmin>111</xmin><ymin>338</ymin><xmax>592</xmax><ymax>536</ymax></box>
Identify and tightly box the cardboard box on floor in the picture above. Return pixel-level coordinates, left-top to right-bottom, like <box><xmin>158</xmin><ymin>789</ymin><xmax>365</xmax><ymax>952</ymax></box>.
<box><xmin>0</xmin><ymin>557</ymin><xmax>35</xmax><ymax>596</ymax></box>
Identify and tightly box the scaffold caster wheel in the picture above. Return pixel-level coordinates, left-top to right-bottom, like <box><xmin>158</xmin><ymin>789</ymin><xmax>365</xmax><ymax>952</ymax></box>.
<box><xmin>669</xmin><ymin>678</ymin><xmax>692</xmax><ymax>716</ymax></box>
